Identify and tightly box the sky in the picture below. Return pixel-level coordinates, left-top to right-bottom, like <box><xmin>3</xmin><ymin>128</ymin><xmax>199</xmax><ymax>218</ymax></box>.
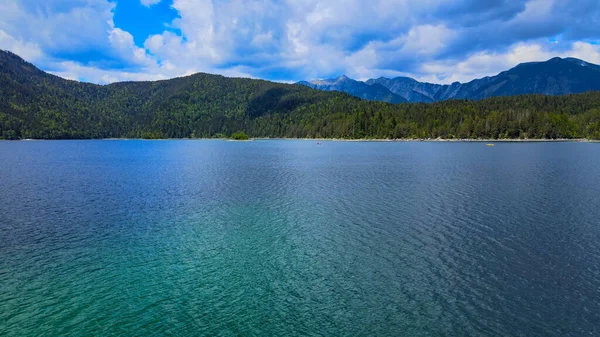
<box><xmin>1</xmin><ymin>0</ymin><xmax>599</xmax><ymax>84</ymax></box>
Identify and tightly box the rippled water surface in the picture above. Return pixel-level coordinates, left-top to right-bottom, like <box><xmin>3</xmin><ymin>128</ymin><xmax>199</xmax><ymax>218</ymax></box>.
<box><xmin>1</xmin><ymin>140</ymin><xmax>600</xmax><ymax>336</ymax></box>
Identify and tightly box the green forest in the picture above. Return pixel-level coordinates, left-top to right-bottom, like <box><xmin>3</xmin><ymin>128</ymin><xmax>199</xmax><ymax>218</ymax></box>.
<box><xmin>2</xmin><ymin>50</ymin><xmax>600</xmax><ymax>140</ymax></box>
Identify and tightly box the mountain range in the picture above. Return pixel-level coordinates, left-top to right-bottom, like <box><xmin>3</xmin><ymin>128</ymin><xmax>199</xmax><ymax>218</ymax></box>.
<box><xmin>297</xmin><ymin>75</ymin><xmax>408</xmax><ymax>103</ymax></box>
<box><xmin>1</xmin><ymin>49</ymin><xmax>600</xmax><ymax>140</ymax></box>
<box><xmin>298</xmin><ymin>57</ymin><xmax>600</xmax><ymax>103</ymax></box>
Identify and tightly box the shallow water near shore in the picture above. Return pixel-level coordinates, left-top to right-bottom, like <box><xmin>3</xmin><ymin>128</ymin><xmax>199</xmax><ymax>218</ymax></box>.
<box><xmin>1</xmin><ymin>140</ymin><xmax>599</xmax><ymax>336</ymax></box>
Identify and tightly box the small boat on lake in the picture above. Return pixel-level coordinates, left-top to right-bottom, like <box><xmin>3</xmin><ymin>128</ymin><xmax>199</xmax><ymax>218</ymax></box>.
<box><xmin>486</xmin><ymin>143</ymin><xmax>494</xmax><ymax>147</ymax></box>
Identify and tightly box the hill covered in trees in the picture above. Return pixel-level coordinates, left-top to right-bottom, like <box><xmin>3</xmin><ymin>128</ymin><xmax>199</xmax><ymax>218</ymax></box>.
<box><xmin>1</xmin><ymin>50</ymin><xmax>600</xmax><ymax>140</ymax></box>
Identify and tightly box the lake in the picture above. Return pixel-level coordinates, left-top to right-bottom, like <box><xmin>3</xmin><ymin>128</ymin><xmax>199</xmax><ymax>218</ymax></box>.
<box><xmin>1</xmin><ymin>140</ymin><xmax>599</xmax><ymax>336</ymax></box>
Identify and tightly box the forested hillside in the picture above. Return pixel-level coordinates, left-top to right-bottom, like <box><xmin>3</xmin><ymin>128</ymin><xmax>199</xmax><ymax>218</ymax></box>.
<box><xmin>1</xmin><ymin>50</ymin><xmax>600</xmax><ymax>140</ymax></box>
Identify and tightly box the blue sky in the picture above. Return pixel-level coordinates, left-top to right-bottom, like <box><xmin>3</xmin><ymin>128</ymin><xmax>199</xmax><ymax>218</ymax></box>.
<box><xmin>1</xmin><ymin>0</ymin><xmax>599</xmax><ymax>84</ymax></box>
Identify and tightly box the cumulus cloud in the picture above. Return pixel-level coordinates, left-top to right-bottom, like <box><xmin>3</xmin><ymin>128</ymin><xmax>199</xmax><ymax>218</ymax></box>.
<box><xmin>0</xmin><ymin>0</ymin><xmax>182</xmax><ymax>83</ymax></box>
<box><xmin>1</xmin><ymin>0</ymin><xmax>600</xmax><ymax>84</ymax></box>
<box><xmin>0</xmin><ymin>29</ymin><xmax>43</xmax><ymax>62</ymax></box>
<box><xmin>0</xmin><ymin>0</ymin><xmax>116</xmax><ymax>55</ymax></box>
<box><xmin>417</xmin><ymin>41</ymin><xmax>600</xmax><ymax>84</ymax></box>
<box><xmin>140</xmin><ymin>0</ymin><xmax>600</xmax><ymax>82</ymax></box>
<box><xmin>108</xmin><ymin>28</ymin><xmax>155</xmax><ymax>67</ymax></box>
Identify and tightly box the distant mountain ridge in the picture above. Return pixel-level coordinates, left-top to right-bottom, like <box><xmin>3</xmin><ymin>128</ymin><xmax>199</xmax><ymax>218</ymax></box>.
<box><xmin>300</xmin><ymin>57</ymin><xmax>600</xmax><ymax>103</ymax></box>
<box><xmin>297</xmin><ymin>75</ymin><xmax>407</xmax><ymax>103</ymax></box>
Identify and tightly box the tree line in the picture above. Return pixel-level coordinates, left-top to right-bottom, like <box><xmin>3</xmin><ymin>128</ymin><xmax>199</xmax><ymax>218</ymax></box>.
<box><xmin>1</xmin><ymin>50</ymin><xmax>600</xmax><ymax>140</ymax></box>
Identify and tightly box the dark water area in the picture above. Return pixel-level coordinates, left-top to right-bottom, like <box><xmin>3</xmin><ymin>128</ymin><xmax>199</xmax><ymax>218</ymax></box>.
<box><xmin>1</xmin><ymin>140</ymin><xmax>599</xmax><ymax>336</ymax></box>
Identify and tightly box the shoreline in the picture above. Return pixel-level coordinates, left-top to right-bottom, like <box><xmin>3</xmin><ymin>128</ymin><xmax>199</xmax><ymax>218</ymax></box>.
<box><xmin>254</xmin><ymin>138</ymin><xmax>599</xmax><ymax>143</ymax></box>
<box><xmin>5</xmin><ymin>137</ymin><xmax>598</xmax><ymax>142</ymax></box>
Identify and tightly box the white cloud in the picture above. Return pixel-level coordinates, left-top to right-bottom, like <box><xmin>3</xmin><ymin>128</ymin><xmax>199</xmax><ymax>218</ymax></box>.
<box><xmin>400</xmin><ymin>25</ymin><xmax>455</xmax><ymax>56</ymax></box>
<box><xmin>2</xmin><ymin>0</ymin><xmax>600</xmax><ymax>85</ymax></box>
<box><xmin>48</xmin><ymin>60</ymin><xmax>256</xmax><ymax>84</ymax></box>
<box><xmin>0</xmin><ymin>29</ymin><xmax>43</xmax><ymax>62</ymax></box>
<box><xmin>568</xmin><ymin>42</ymin><xmax>600</xmax><ymax>64</ymax></box>
<box><xmin>0</xmin><ymin>0</ymin><xmax>168</xmax><ymax>84</ymax></box>
<box><xmin>109</xmin><ymin>28</ymin><xmax>155</xmax><ymax>67</ymax></box>
<box><xmin>49</xmin><ymin>61</ymin><xmax>168</xmax><ymax>83</ymax></box>
<box><xmin>0</xmin><ymin>0</ymin><xmax>116</xmax><ymax>54</ymax></box>
<box><xmin>140</xmin><ymin>0</ymin><xmax>163</xmax><ymax>7</ymax></box>
<box><xmin>513</xmin><ymin>0</ymin><xmax>555</xmax><ymax>23</ymax></box>
<box><xmin>416</xmin><ymin>41</ymin><xmax>600</xmax><ymax>84</ymax></box>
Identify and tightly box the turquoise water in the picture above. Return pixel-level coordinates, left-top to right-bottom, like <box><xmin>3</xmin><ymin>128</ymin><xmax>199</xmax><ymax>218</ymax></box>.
<box><xmin>1</xmin><ymin>140</ymin><xmax>599</xmax><ymax>336</ymax></box>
